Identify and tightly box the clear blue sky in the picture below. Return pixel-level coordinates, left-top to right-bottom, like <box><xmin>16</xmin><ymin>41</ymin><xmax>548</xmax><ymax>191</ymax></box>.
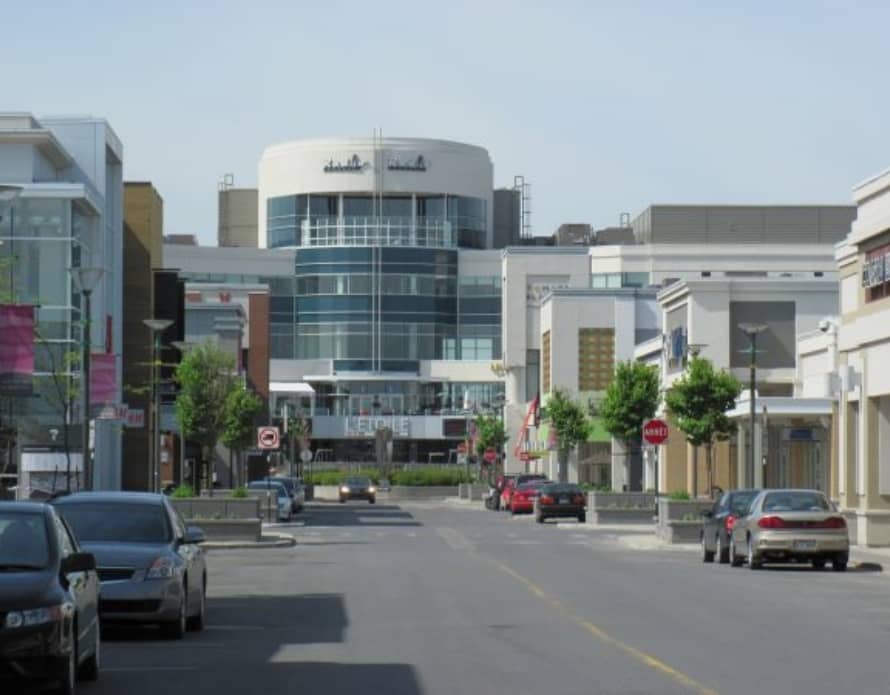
<box><xmin>4</xmin><ymin>1</ymin><xmax>889</xmax><ymax>243</ymax></box>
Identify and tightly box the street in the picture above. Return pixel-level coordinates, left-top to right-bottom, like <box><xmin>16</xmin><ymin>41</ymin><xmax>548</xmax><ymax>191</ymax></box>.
<box><xmin>85</xmin><ymin>501</ymin><xmax>890</xmax><ymax>695</ymax></box>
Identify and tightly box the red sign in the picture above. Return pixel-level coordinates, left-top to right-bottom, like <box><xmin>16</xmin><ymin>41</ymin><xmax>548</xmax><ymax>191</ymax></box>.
<box><xmin>483</xmin><ymin>448</ymin><xmax>497</xmax><ymax>463</ymax></box>
<box><xmin>257</xmin><ymin>426</ymin><xmax>280</xmax><ymax>450</ymax></box>
<box><xmin>642</xmin><ymin>419</ymin><xmax>669</xmax><ymax>446</ymax></box>
<box><xmin>518</xmin><ymin>451</ymin><xmax>530</xmax><ymax>462</ymax></box>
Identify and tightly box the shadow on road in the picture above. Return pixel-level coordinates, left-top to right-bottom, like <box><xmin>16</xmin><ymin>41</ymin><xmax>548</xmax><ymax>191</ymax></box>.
<box><xmin>302</xmin><ymin>502</ymin><xmax>422</xmax><ymax>528</ymax></box>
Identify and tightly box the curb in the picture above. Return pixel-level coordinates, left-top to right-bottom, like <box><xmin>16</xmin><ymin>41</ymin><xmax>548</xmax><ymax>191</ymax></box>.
<box><xmin>201</xmin><ymin>533</ymin><xmax>296</xmax><ymax>550</ymax></box>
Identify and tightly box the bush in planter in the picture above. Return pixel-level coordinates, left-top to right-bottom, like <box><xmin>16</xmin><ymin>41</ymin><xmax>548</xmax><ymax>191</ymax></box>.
<box><xmin>170</xmin><ymin>484</ymin><xmax>196</xmax><ymax>498</ymax></box>
<box><xmin>230</xmin><ymin>486</ymin><xmax>248</xmax><ymax>499</ymax></box>
<box><xmin>667</xmin><ymin>490</ymin><xmax>691</xmax><ymax>501</ymax></box>
<box><xmin>389</xmin><ymin>467</ymin><xmax>469</xmax><ymax>486</ymax></box>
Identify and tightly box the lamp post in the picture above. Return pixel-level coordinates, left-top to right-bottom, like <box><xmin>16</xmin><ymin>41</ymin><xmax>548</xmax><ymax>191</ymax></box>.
<box><xmin>1</xmin><ymin>187</ymin><xmax>23</xmax><ymax>493</ymax></box>
<box><xmin>144</xmin><ymin>319</ymin><xmax>173</xmax><ymax>493</ymax></box>
<box><xmin>70</xmin><ymin>267</ymin><xmax>105</xmax><ymax>491</ymax></box>
<box><xmin>170</xmin><ymin>340</ymin><xmax>194</xmax><ymax>488</ymax></box>
<box><xmin>685</xmin><ymin>342</ymin><xmax>707</xmax><ymax>497</ymax></box>
<box><xmin>739</xmin><ymin>323</ymin><xmax>767</xmax><ymax>488</ymax></box>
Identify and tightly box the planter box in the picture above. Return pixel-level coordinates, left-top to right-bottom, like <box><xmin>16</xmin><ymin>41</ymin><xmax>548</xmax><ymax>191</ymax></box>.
<box><xmin>170</xmin><ymin>497</ymin><xmax>262</xmax><ymax>521</ymax></box>
<box><xmin>587</xmin><ymin>492</ymin><xmax>656</xmax><ymax>525</ymax></box>
<box><xmin>188</xmin><ymin>518</ymin><xmax>261</xmax><ymax>543</ymax></box>
<box><xmin>656</xmin><ymin>498</ymin><xmax>713</xmax><ymax>544</ymax></box>
<box><xmin>313</xmin><ymin>484</ymin><xmax>460</xmax><ymax>501</ymax></box>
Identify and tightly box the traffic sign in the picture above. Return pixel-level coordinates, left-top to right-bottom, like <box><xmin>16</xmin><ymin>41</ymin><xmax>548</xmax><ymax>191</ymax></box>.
<box><xmin>483</xmin><ymin>447</ymin><xmax>497</xmax><ymax>463</ymax></box>
<box><xmin>642</xmin><ymin>418</ymin><xmax>669</xmax><ymax>446</ymax></box>
<box><xmin>518</xmin><ymin>451</ymin><xmax>530</xmax><ymax>462</ymax></box>
<box><xmin>300</xmin><ymin>449</ymin><xmax>313</xmax><ymax>463</ymax></box>
<box><xmin>257</xmin><ymin>426</ymin><xmax>280</xmax><ymax>450</ymax></box>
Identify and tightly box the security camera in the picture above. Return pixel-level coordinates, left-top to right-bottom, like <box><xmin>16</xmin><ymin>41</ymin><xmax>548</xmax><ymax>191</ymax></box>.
<box><xmin>818</xmin><ymin>319</ymin><xmax>830</xmax><ymax>333</ymax></box>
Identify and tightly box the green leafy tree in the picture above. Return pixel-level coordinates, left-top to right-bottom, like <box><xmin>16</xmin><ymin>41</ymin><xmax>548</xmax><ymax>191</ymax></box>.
<box><xmin>664</xmin><ymin>356</ymin><xmax>742</xmax><ymax>497</ymax></box>
<box><xmin>174</xmin><ymin>342</ymin><xmax>238</xmax><ymax>493</ymax></box>
<box><xmin>545</xmin><ymin>388</ymin><xmax>590</xmax><ymax>483</ymax></box>
<box><xmin>221</xmin><ymin>385</ymin><xmax>263</xmax><ymax>488</ymax></box>
<box><xmin>474</xmin><ymin>414</ymin><xmax>506</xmax><ymax>457</ymax></box>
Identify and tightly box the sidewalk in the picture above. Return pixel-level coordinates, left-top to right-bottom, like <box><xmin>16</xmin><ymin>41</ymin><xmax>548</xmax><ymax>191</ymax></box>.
<box><xmin>202</xmin><ymin>533</ymin><xmax>296</xmax><ymax>550</ymax></box>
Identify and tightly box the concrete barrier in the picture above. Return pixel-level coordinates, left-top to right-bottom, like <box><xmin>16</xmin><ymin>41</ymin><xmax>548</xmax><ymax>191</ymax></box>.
<box><xmin>189</xmin><ymin>519</ymin><xmax>262</xmax><ymax>543</ymax></box>
<box><xmin>588</xmin><ymin>491</ymin><xmax>656</xmax><ymax>525</ymax></box>
<box><xmin>170</xmin><ymin>497</ymin><xmax>262</xmax><ymax>521</ymax></box>
<box><xmin>656</xmin><ymin>498</ymin><xmax>712</xmax><ymax>543</ymax></box>
<box><xmin>196</xmin><ymin>490</ymin><xmax>278</xmax><ymax>522</ymax></box>
<box><xmin>458</xmin><ymin>483</ymin><xmax>489</xmax><ymax>501</ymax></box>
<box><xmin>312</xmin><ymin>485</ymin><xmax>459</xmax><ymax>501</ymax></box>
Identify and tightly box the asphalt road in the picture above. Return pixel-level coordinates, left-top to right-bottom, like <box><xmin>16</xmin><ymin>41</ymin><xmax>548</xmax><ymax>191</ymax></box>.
<box><xmin>81</xmin><ymin>500</ymin><xmax>890</xmax><ymax>695</ymax></box>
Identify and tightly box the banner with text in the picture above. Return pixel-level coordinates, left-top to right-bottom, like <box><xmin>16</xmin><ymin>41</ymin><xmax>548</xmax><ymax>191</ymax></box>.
<box><xmin>0</xmin><ymin>304</ymin><xmax>35</xmax><ymax>396</ymax></box>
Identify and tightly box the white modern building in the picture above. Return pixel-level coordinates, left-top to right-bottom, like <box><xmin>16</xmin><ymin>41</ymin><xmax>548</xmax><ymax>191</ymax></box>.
<box><xmin>0</xmin><ymin>113</ymin><xmax>124</xmax><ymax>496</ymax></box>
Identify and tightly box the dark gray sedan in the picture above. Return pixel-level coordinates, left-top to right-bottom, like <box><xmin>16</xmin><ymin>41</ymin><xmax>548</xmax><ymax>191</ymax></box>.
<box><xmin>52</xmin><ymin>493</ymin><xmax>207</xmax><ymax>639</ymax></box>
<box><xmin>700</xmin><ymin>489</ymin><xmax>760</xmax><ymax>564</ymax></box>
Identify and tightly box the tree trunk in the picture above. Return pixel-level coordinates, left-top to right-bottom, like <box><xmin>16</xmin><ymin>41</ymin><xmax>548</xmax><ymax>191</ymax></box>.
<box><xmin>706</xmin><ymin>442</ymin><xmax>714</xmax><ymax>499</ymax></box>
<box><xmin>691</xmin><ymin>445</ymin><xmax>698</xmax><ymax>498</ymax></box>
<box><xmin>558</xmin><ymin>447</ymin><xmax>569</xmax><ymax>483</ymax></box>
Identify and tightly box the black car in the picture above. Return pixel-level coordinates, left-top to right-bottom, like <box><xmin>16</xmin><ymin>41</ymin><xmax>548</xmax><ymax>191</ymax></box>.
<box><xmin>339</xmin><ymin>477</ymin><xmax>376</xmax><ymax>504</ymax></box>
<box><xmin>700</xmin><ymin>489</ymin><xmax>761</xmax><ymax>564</ymax></box>
<box><xmin>534</xmin><ymin>483</ymin><xmax>587</xmax><ymax>523</ymax></box>
<box><xmin>0</xmin><ymin>502</ymin><xmax>100</xmax><ymax>694</ymax></box>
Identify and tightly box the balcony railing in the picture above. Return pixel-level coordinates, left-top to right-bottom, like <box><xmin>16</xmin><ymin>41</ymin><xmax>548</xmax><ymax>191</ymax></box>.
<box><xmin>301</xmin><ymin>216</ymin><xmax>457</xmax><ymax>248</ymax></box>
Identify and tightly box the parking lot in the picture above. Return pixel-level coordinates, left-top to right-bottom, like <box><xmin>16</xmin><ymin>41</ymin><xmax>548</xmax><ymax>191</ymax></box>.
<box><xmin>71</xmin><ymin>500</ymin><xmax>890</xmax><ymax>695</ymax></box>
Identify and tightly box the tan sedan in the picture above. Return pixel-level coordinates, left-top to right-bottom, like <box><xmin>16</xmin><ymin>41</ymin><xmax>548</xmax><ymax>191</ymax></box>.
<box><xmin>729</xmin><ymin>489</ymin><xmax>849</xmax><ymax>571</ymax></box>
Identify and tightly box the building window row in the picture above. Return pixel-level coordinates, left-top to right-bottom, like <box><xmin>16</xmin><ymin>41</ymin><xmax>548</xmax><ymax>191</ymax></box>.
<box><xmin>862</xmin><ymin>242</ymin><xmax>890</xmax><ymax>303</ymax></box>
<box><xmin>590</xmin><ymin>272</ymin><xmax>650</xmax><ymax>289</ymax></box>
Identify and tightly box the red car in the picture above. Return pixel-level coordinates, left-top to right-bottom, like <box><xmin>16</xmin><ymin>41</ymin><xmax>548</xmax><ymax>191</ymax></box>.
<box><xmin>500</xmin><ymin>474</ymin><xmax>547</xmax><ymax>511</ymax></box>
<box><xmin>510</xmin><ymin>480</ymin><xmax>550</xmax><ymax>515</ymax></box>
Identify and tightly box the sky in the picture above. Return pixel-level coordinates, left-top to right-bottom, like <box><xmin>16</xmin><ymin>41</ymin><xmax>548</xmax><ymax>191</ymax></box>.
<box><xmin>4</xmin><ymin>1</ymin><xmax>890</xmax><ymax>244</ymax></box>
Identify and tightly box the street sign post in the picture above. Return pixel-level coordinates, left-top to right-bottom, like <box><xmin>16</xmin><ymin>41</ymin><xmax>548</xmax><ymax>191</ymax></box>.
<box><xmin>257</xmin><ymin>426</ymin><xmax>280</xmax><ymax>450</ymax></box>
<box><xmin>642</xmin><ymin>418</ymin><xmax>669</xmax><ymax>446</ymax></box>
<box><xmin>300</xmin><ymin>449</ymin><xmax>313</xmax><ymax>463</ymax></box>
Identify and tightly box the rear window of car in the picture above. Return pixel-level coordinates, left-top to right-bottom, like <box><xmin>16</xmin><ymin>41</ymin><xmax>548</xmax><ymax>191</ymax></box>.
<box><xmin>517</xmin><ymin>481</ymin><xmax>545</xmax><ymax>490</ymax></box>
<box><xmin>517</xmin><ymin>475</ymin><xmax>547</xmax><ymax>485</ymax></box>
<box><xmin>762</xmin><ymin>491</ymin><xmax>830</xmax><ymax>513</ymax></box>
<box><xmin>541</xmin><ymin>484</ymin><xmax>581</xmax><ymax>495</ymax></box>
<box><xmin>56</xmin><ymin>502</ymin><xmax>172</xmax><ymax>544</ymax></box>
<box><xmin>0</xmin><ymin>511</ymin><xmax>50</xmax><ymax>568</ymax></box>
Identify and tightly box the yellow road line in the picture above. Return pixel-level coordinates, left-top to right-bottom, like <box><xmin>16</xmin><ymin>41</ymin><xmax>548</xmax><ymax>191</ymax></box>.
<box><xmin>488</xmin><ymin>557</ymin><xmax>720</xmax><ymax>695</ymax></box>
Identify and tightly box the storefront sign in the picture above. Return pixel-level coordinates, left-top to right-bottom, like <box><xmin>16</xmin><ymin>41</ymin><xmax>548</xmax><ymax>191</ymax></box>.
<box><xmin>387</xmin><ymin>155</ymin><xmax>427</xmax><ymax>171</ymax></box>
<box><xmin>347</xmin><ymin>416</ymin><xmax>410</xmax><ymax>438</ymax></box>
<box><xmin>323</xmin><ymin>154</ymin><xmax>367</xmax><ymax>173</ymax></box>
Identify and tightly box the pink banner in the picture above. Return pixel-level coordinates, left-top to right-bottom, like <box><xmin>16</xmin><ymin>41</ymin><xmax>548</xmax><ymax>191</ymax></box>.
<box><xmin>90</xmin><ymin>353</ymin><xmax>117</xmax><ymax>405</ymax></box>
<box><xmin>0</xmin><ymin>305</ymin><xmax>35</xmax><ymax>374</ymax></box>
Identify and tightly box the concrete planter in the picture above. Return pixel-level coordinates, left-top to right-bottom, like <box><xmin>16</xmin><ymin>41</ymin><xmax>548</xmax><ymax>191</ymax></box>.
<box><xmin>458</xmin><ymin>484</ymin><xmax>488</xmax><ymax>501</ymax></box>
<box><xmin>587</xmin><ymin>492</ymin><xmax>656</xmax><ymax>525</ymax></box>
<box><xmin>656</xmin><ymin>498</ymin><xmax>713</xmax><ymax>544</ymax></box>
<box><xmin>170</xmin><ymin>497</ymin><xmax>262</xmax><ymax>521</ymax></box>
<box><xmin>313</xmin><ymin>485</ymin><xmax>460</xmax><ymax>501</ymax></box>
<box><xmin>188</xmin><ymin>518</ymin><xmax>262</xmax><ymax>543</ymax></box>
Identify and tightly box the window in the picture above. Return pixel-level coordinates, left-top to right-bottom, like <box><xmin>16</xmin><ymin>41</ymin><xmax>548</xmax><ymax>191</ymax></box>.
<box><xmin>578</xmin><ymin>327</ymin><xmax>615</xmax><ymax>391</ymax></box>
<box><xmin>53</xmin><ymin>515</ymin><xmax>76</xmax><ymax>556</ymax></box>
<box><xmin>542</xmin><ymin>332</ymin><xmax>551</xmax><ymax>393</ymax></box>
<box><xmin>863</xmin><ymin>243</ymin><xmax>890</xmax><ymax>303</ymax></box>
<box><xmin>343</xmin><ymin>196</ymin><xmax>372</xmax><ymax>218</ymax></box>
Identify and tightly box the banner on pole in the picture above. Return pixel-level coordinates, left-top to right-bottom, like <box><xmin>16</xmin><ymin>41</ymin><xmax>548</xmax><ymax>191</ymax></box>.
<box><xmin>90</xmin><ymin>353</ymin><xmax>117</xmax><ymax>405</ymax></box>
<box><xmin>0</xmin><ymin>305</ymin><xmax>35</xmax><ymax>396</ymax></box>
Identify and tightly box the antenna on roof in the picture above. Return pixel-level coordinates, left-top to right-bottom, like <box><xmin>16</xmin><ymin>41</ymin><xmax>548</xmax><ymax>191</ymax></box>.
<box><xmin>218</xmin><ymin>173</ymin><xmax>234</xmax><ymax>192</ymax></box>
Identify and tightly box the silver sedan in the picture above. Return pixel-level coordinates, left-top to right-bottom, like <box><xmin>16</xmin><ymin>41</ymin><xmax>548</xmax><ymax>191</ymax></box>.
<box><xmin>729</xmin><ymin>489</ymin><xmax>849</xmax><ymax>571</ymax></box>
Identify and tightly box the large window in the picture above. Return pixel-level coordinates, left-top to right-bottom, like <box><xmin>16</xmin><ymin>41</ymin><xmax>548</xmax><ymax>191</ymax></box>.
<box><xmin>267</xmin><ymin>194</ymin><xmax>307</xmax><ymax>247</ymax></box>
<box><xmin>578</xmin><ymin>328</ymin><xmax>615</xmax><ymax>392</ymax></box>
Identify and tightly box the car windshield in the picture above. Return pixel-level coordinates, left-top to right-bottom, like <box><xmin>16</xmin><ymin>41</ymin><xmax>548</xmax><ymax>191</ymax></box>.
<box><xmin>345</xmin><ymin>478</ymin><xmax>370</xmax><ymax>486</ymax></box>
<box><xmin>57</xmin><ymin>503</ymin><xmax>172</xmax><ymax>544</ymax></box>
<box><xmin>0</xmin><ymin>511</ymin><xmax>50</xmax><ymax>569</ymax></box>
<box><xmin>762</xmin><ymin>491</ymin><xmax>831</xmax><ymax>513</ymax></box>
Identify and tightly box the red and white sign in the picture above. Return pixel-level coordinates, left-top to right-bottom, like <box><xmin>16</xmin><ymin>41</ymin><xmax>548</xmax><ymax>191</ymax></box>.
<box><xmin>642</xmin><ymin>418</ymin><xmax>670</xmax><ymax>446</ymax></box>
<box><xmin>483</xmin><ymin>447</ymin><xmax>497</xmax><ymax>463</ymax></box>
<box><xmin>518</xmin><ymin>451</ymin><xmax>530</xmax><ymax>462</ymax></box>
<box><xmin>257</xmin><ymin>426</ymin><xmax>280</xmax><ymax>450</ymax></box>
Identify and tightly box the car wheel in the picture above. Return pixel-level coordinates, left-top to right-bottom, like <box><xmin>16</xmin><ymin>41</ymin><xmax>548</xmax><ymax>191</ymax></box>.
<box><xmin>729</xmin><ymin>537</ymin><xmax>743</xmax><ymax>567</ymax></box>
<box><xmin>187</xmin><ymin>578</ymin><xmax>206</xmax><ymax>632</ymax></box>
<box><xmin>747</xmin><ymin>539</ymin><xmax>763</xmax><ymax>570</ymax></box>
<box><xmin>339</xmin><ymin>498</ymin><xmax>345</xmax><ymax>504</ymax></box>
<box><xmin>701</xmin><ymin>534</ymin><xmax>715</xmax><ymax>563</ymax></box>
<box><xmin>578</xmin><ymin>511</ymin><xmax>586</xmax><ymax>523</ymax></box>
<box><xmin>717</xmin><ymin>534</ymin><xmax>730</xmax><ymax>564</ymax></box>
<box><xmin>160</xmin><ymin>590</ymin><xmax>187</xmax><ymax>640</ymax></box>
<box><xmin>78</xmin><ymin>622</ymin><xmax>100</xmax><ymax>682</ymax></box>
<box><xmin>811</xmin><ymin>558</ymin><xmax>827</xmax><ymax>570</ymax></box>
<box><xmin>536</xmin><ymin>514</ymin><xmax>546</xmax><ymax>524</ymax></box>
<box><xmin>369</xmin><ymin>497</ymin><xmax>376</xmax><ymax>505</ymax></box>
<box><xmin>833</xmin><ymin>555</ymin><xmax>848</xmax><ymax>572</ymax></box>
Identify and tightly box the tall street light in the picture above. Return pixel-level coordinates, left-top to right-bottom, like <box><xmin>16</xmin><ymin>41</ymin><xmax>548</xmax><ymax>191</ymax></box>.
<box><xmin>739</xmin><ymin>323</ymin><xmax>767</xmax><ymax>488</ymax></box>
<box><xmin>144</xmin><ymin>319</ymin><xmax>173</xmax><ymax>492</ymax></box>
<box><xmin>170</xmin><ymin>340</ymin><xmax>195</xmax><ymax>487</ymax></box>
<box><xmin>70</xmin><ymin>267</ymin><xmax>105</xmax><ymax>491</ymax></box>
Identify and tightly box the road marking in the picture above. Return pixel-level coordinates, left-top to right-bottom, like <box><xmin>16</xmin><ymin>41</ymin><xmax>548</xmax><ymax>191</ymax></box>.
<box><xmin>486</xmin><ymin>557</ymin><xmax>720</xmax><ymax>695</ymax></box>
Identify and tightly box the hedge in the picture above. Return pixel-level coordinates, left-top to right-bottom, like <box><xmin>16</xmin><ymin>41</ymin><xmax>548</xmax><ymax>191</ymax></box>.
<box><xmin>305</xmin><ymin>467</ymin><xmax>471</xmax><ymax>487</ymax></box>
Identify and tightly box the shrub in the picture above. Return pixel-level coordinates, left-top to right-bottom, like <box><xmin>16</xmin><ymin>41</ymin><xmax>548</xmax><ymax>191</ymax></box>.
<box><xmin>389</xmin><ymin>467</ymin><xmax>469</xmax><ymax>486</ymax></box>
<box><xmin>170</xmin><ymin>484</ymin><xmax>196</xmax><ymax>498</ymax></box>
<box><xmin>230</xmin><ymin>487</ymin><xmax>248</xmax><ymax>499</ymax></box>
<box><xmin>668</xmin><ymin>490</ymin><xmax>691</xmax><ymax>501</ymax></box>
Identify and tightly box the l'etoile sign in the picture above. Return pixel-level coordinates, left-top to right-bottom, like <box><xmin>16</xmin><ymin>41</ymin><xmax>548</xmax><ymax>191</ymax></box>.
<box><xmin>323</xmin><ymin>154</ymin><xmax>367</xmax><ymax>172</ymax></box>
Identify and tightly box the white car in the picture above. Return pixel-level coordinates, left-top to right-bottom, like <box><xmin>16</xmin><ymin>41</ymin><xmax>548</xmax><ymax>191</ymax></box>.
<box><xmin>247</xmin><ymin>481</ymin><xmax>292</xmax><ymax>521</ymax></box>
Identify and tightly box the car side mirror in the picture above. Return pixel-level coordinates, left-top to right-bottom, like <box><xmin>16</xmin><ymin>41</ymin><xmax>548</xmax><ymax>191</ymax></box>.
<box><xmin>61</xmin><ymin>552</ymin><xmax>96</xmax><ymax>575</ymax></box>
<box><xmin>183</xmin><ymin>527</ymin><xmax>206</xmax><ymax>545</ymax></box>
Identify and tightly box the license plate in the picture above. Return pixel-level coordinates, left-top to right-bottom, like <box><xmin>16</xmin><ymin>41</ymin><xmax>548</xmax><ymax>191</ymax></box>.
<box><xmin>559</xmin><ymin>496</ymin><xmax>569</xmax><ymax>504</ymax></box>
<box><xmin>793</xmin><ymin>540</ymin><xmax>817</xmax><ymax>551</ymax></box>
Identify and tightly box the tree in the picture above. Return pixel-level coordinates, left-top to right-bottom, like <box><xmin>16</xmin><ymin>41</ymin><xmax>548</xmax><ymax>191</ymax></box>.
<box><xmin>474</xmin><ymin>414</ymin><xmax>507</xmax><ymax>457</ymax></box>
<box><xmin>174</xmin><ymin>342</ymin><xmax>238</xmax><ymax>493</ymax></box>
<box><xmin>664</xmin><ymin>356</ymin><xmax>742</xmax><ymax>497</ymax></box>
<box><xmin>545</xmin><ymin>388</ymin><xmax>590</xmax><ymax>483</ymax></box>
<box><xmin>221</xmin><ymin>385</ymin><xmax>263</xmax><ymax>488</ymax></box>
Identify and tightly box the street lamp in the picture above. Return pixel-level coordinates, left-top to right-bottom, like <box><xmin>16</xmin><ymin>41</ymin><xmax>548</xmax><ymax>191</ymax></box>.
<box><xmin>170</xmin><ymin>340</ymin><xmax>195</xmax><ymax>487</ymax></box>
<box><xmin>144</xmin><ymin>318</ymin><xmax>173</xmax><ymax>492</ymax></box>
<box><xmin>739</xmin><ymin>323</ymin><xmax>767</xmax><ymax>488</ymax></box>
<box><xmin>70</xmin><ymin>267</ymin><xmax>105</xmax><ymax>490</ymax></box>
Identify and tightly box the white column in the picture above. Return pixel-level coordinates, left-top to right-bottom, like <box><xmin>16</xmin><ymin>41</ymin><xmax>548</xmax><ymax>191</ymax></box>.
<box><xmin>643</xmin><ymin>447</ymin><xmax>656</xmax><ymax>491</ymax></box>
<box><xmin>611</xmin><ymin>438</ymin><xmax>628</xmax><ymax>491</ymax></box>
<box><xmin>737</xmin><ymin>424</ymin><xmax>748</xmax><ymax>488</ymax></box>
<box><xmin>753</xmin><ymin>421</ymin><xmax>764</xmax><ymax>489</ymax></box>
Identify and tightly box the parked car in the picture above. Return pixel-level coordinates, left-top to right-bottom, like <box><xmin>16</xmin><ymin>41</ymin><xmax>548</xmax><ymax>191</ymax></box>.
<box><xmin>262</xmin><ymin>476</ymin><xmax>305</xmax><ymax>513</ymax></box>
<box><xmin>52</xmin><ymin>492</ymin><xmax>208</xmax><ymax>638</ymax></box>
<box><xmin>728</xmin><ymin>489</ymin><xmax>849</xmax><ymax>571</ymax></box>
<box><xmin>339</xmin><ymin>477</ymin><xmax>376</xmax><ymax>504</ymax></box>
<box><xmin>510</xmin><ymin>479</ymin><xmax>550</xmax><ymax>515</ymax></box>
<box><xmin>700</xmin><ymin>489</ymin><xmax>761</xmax><ymax>564</ymax></box>
<box><xmin>501</xmin><ymin>474</ymin><xmax>547</xmax><ymax>511</ymax></box>
<box><xmin>247</xmin><ymin>480</ymin><xmax>293</xmax><ymax>521</ymax></box>
<box><xmin>0</xmin><ymin>502</ymin><xmax>100</xmax><ymax>694</ymax></box>
<box><xmin>534</xmin><ymin>483</ymin><xmax>587</xmax><ymax>523</ymax></box>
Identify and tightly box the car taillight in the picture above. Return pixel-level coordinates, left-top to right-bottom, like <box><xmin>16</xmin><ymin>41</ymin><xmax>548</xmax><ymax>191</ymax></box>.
<box><xmin>572</xmin><ymin>495</ymin><xmax>585</xmax><ymax>504</ymax></box>
<box><xmin>540</xmin><ymin>495</ymin><xmax>554</xmax><ymax>505</ymax></box>
<box><xmin>820</xmin><ymin>517</ymin><xmax>846</xmax><ymax>529</ymax></box>
<box><xmin>757</xmin><ymin>516</ymin><xmax>787</xmax><ymax>529</ymax></box>
<box><xmin>725</xmin><ymin>515</ymin><xmax>735</xmax><ymax>533</ymax></box>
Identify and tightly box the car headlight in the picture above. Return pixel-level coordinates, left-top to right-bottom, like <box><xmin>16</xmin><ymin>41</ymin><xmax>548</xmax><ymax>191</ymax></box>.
<box><xmin>340</xmin><ymin>486</ymin><xmax>350</xmax><ymax>493</ymax></box>
<box><xmin>146</xmin><ymin>557</ymin><xmax>177</xmax><ymax>580</ymax></box>
<box><xmin>4</xmin><ymin>605</ymin><xmax>64</xmax><ymax>629</ymax></box>
<box><xmin>368</xmin><ymin>486</ymin><xmax>377</xmax><ymax>493</ymax></box>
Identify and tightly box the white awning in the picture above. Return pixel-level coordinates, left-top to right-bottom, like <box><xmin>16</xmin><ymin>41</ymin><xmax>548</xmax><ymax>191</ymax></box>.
<box><xmin>726</xmin><ymin>394</ymin><xmax>833</xmax><ymax>419</ymax></box>
<box><xmin>270</xmin><ymin>382</ymin><xmax>315</xmax><ymax>395</ymax></box>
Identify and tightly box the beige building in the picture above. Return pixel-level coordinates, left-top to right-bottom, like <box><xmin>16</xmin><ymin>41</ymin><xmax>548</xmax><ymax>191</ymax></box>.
<box><xmin>218</xmin><ymin>186</ymin><xmax>258</xmax><ymax>247</ymax></box>
<box><xmin>836</xmin><ymin>167</ymin><xmax>890</xmax><ymax>546</ymax></box>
